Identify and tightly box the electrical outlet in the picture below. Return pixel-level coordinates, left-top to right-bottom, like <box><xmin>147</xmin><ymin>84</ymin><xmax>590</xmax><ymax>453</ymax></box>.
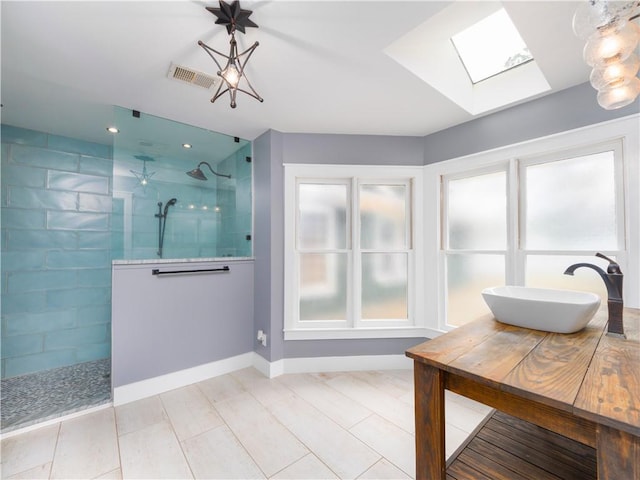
<box><xmin>257</xmin><ymin>330</ymin><xmax>267</xmax><ymax>347</ymax></box>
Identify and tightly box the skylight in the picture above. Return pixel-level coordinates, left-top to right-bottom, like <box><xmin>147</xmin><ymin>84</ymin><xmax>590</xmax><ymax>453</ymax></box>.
<box><xmin>451</xmin><ymin>8</ymin><xmax>533</xmax><ymax>84</ymax></box>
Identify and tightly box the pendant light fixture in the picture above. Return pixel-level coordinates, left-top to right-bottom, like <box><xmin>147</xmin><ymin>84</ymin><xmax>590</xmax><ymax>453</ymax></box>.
<box><xmin>573</xmin><ymin>1</ymin><xmax>640</xmax><ymax>110</ymax></box>
<box><xmin>198</xmin><ymin>0</ymin><xmax>263</xmax><ymax>108</ymax></box>
<box><xmin>131</xmin><ymin>155</ymin><xmax>156</xmax><ymax>192</ymax></box>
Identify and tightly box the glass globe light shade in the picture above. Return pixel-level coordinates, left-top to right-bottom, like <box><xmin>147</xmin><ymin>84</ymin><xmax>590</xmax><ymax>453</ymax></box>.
<box><xmin>597</xmin><ymin>76</ymin><xmax>640</xmax><ymax>109</ymax></box>
<box><xmin>220</xmin><ymin>63</ymin><xmax>241</xmax><ymax>88</ymax></box>
<box><xmin>572</xmin><ymin>0</ymin><xmax>619</xmax><ymax>39</ymax></box>
<box><xmin>590</xmin><ymin>53</ymin><xmax>640</xmax><ymax>90</ymax></box>
<box><xmin>606</xmin><ymin>1</ymin><xmax>640</xmax><ymax>21</ymax></box>
<box><xmin>583</xmin><ymin>21</ymin><xmax>638</xmax><ymax>67</ymax></box>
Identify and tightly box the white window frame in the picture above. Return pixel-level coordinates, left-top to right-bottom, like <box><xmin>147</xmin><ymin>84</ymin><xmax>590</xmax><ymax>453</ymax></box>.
<box><xmin>440</xmin><ymin>164</ymin><xmax>512</xmax><ymax>329</ymax></box>
<box><xmin>516</xmin><ymin>140</ymin><xmax>627</xmax><ymax>285</ymax></box>
<box><xmin>425</xmin><ymin>115</ymin><xmax>639</xmax><ymax>334</ymax></box>
<box><xmin>284</xmin><ymin>164</ymin><xmax>426</xmax><ymax>340</ymax></box>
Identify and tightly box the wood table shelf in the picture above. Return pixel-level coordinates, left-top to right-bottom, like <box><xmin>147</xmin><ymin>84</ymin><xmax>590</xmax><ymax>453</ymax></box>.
<box><xmin>407</xmin><ymin>308</ymin><xmax>639</xmax><ymax>480</ymax></box>
<box><xmin>446</xmin><ymin>410</ymin><xmax>597</xmax><ymax>480</ymax></box>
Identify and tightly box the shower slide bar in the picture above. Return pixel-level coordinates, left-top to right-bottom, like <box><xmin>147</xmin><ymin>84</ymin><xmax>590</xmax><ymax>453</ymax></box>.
<box><xmin>151</xmin><ymin>266</ymin><xmax>230</xmax><ymax>276</ymax></box>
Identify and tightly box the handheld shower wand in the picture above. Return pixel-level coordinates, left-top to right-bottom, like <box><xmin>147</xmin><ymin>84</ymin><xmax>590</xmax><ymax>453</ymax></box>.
<box><xmin>164</xmin><ymin>198</ymin><xmax>177</xmax><ymax>217</ymax></box>
<box><xmin>156</xmin><ymin>198</ymin><xmax>177</xmax><ymax>257</ymax></box>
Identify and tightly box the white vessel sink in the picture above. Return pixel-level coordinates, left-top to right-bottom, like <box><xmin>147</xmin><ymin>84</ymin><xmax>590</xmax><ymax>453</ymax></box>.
<box><xmin>481</xmin><ymin>286</ymin><xmax>601</xmax><ymax>334</ymax></box>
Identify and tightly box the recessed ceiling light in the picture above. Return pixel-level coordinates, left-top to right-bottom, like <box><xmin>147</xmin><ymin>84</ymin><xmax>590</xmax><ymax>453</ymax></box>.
<box><xmin>451</xmin><ymin>8</ymin><xmax>533</xmax><ymax>84</ymax></box>
<box><xmin>182</xmin><ymin>143</ymin><xmax>192</xmax><ymax>149</ymax></box>
<box><xmin>106</xmin><ymin>126</ymin><xmax>120</xmax><ymax>133</ymax></box>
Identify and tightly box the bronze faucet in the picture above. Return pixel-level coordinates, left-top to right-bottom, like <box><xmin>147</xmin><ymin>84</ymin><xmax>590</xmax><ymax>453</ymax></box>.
<box><xmin>564</xmin><ymin>253</ymin><xmax>624</xmax><ymax>338</ymax></box>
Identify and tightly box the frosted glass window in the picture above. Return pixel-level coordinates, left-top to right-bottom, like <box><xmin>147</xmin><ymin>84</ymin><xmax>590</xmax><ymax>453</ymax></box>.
<box><xmin>448</xmin><ymin>171</ymin><xmax>507</xmax><ymax>250</ymax></box>
<box><xmin>288</xmin><ymin>168</ymin><xmax>421</xmax><ymax>335</ymax></box>
<box><xmin>447</xmin><ymin>254</ymin><xmax>505</xmax><ymax>327</ymax></box>
<box><xmin>298</xmin><ymin>184</ymin><xmax>347</xmax><ymax>250</ymax></box>
<box><xmin>299</xmin><ymin>253</ymin><xmax>347</xmax><ymax>321</ymax></box>
<box><xmin>360</xmin><ymin>185</ymin><xmax>407</xmax><ymax>250</ymax></box>
<box><xmin>525</xmin><ymin>152</ymin><xmax>617</xmax><ymax>250</ymax></box>
<box><xmin>362</xmin><ymin>253</ymin><xmax>408</xmax><ymax>320</ymax></box>
<box><xmin>526</xmin><ymin>255</ymin><xmax>609</xmax><ymax>301</ymax></box>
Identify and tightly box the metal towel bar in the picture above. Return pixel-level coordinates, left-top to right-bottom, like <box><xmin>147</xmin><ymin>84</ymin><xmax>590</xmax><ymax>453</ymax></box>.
<box><xmin>152</xmin><ymin>266</ymin><xmax>230</xmax><ymax>276</ymax></box>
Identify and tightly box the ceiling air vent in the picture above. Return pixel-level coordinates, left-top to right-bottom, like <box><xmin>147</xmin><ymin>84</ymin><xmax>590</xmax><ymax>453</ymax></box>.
<box><xmin>168</xmin><ymin>63</ymin><xmax>219</xmax><ymax>91</ymax></box>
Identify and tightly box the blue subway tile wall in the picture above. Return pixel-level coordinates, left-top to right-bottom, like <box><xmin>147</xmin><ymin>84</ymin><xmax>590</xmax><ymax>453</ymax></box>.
<box><xmin>1</xmin><ymin>125</ymin><xmax>113</xmax><ymax>379</ymax></box>
<box><xmin>11</xmin><ymin>145</ymin><xmax>79</xmax><ymax>171</ymax></box>
<box><xmin>48</xmin><ymin>135</ymin><xmax>112</xmax><ymax>159</ymax></box>
<box><xmin>3</xmin><ymin>311</ymin><xmax>77</xmax><ymax>336</ymax></box>
<box><xmin>0</xmin><ymin>125</ymin><xmax>48</xmax><ymax>147</ymax></box>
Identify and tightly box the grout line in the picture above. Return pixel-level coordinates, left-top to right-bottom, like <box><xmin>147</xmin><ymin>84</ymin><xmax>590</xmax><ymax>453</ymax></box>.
<box><xmin>47</xmin><ymin>420</ymin><xmax>62</xmax><ymax>480</ymax></box>
<box><xmin>113</xmin><ymin>405</ymin><xmax>125</xmax><ymax>480</ymax></box>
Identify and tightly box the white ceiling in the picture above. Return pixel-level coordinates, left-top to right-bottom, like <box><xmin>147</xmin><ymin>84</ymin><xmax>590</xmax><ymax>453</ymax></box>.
<box><xmin>1</xmin><ymin>1</ymin><xmax>591</xmax><ymax>144</ymax></box>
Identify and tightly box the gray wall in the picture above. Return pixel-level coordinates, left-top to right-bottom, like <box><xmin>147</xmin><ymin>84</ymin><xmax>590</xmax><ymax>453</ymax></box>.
<box><xmin>283</xmin><ymin>133</ymin><xmax>424</xmax><ymax>166</ymax></box>
<box><xmin>284</xmin><ymin>338</ymin><xmax>425</xmax><ymax>358</ymax></box>
<box><xmin>253</xmin><ymin>131</ymin><xmax>285</xmax><ymax>362</ymax></box>
<box><xmin>254</xmin><ymin>131</ymin><xmax>428</xmax><ymax>363</ymax></box>
<box><xmin>253</xmin><ymin>81</ymin><xmax>639</xmax><ymax>364</ymax></box>
<box><xmin>423</xmin><ymin>82</ymin><xmax>640</xmax><ymax>164</ymax></box>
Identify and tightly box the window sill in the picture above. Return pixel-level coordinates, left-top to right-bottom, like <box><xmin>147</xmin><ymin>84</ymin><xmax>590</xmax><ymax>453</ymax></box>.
<box><xmin>284</xmin><ymin>327</ymin><xmax>434</xmax><ymax>341</ymax></box>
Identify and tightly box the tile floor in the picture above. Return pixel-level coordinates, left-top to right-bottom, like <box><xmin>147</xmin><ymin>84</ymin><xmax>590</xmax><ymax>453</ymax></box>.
<box><xmin>0</xmin><ymin>368</ymin><xmax>492</xmax><ymax>479</ymax></box>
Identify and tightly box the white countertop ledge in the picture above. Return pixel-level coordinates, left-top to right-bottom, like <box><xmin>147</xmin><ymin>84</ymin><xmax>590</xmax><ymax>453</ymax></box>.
<box><xmin>112</xmin><ymin>257</ymin><xmax>254</xmax><ymax>266</ymax></box>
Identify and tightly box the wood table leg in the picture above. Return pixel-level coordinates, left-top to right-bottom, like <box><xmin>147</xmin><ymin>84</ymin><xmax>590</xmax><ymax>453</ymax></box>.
<box><xmin>414</xmin><ymin>361</ymin><xmax>445</xmax><ymax>480</ymax></box>
<box><xmin>596</xmin><ymin>424</ymin><xmax>640</xmax><ymax>479</ymax></box>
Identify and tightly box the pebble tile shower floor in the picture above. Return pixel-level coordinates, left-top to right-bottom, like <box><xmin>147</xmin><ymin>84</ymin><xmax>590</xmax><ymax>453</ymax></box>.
<box><xmin>0</xmin><ymin>358</ymin><xmax>111</xmax><ymax>433</ymax></box>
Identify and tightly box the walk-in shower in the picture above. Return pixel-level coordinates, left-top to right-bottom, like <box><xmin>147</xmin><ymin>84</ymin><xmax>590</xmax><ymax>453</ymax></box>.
<box><xmin>156</xmin><ymin>198</ymin><xmax>177</xmax><ymax>257</ymax></box>
<box><xmin>2</xmin><ymin>105</ymin><xmax>253</xmax><ymax>432</ymax></box>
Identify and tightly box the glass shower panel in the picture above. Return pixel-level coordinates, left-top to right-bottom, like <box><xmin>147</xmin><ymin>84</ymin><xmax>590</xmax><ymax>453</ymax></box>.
<box><xmin>112</xmin><ymin>107</ymin><xmax>252</xmax><ymax>259</ymax></box>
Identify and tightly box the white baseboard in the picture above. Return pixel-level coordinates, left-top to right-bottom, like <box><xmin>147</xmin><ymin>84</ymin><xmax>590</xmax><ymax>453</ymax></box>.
<box><xmin>252</xmin><ymin>354</ymin><xmax>284</xmax><ymax>378</ymax></box>
<box><xmin>113</xmin><ymin>352</ymin><xmax>412</xmax><ymax>406</ymax></box>
<box><xmin>282</xmin><ymin>354</ymin><xmax>413</xmax><ymax>374</ymax></box>
<box><xmin>113</xmin><ymin>352</ymin><xmax>254</xmax><ymax>406</ymax></box>
<box><xmin>252</xmin><ymin>352</ymin><xmax>411</xmax><ymax>377</ymax></box>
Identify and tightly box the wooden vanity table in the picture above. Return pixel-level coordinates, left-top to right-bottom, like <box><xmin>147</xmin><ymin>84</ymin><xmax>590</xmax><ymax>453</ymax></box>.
<box><xmin>406</xmin><ymin>308</ymin><xmax>639</xmax><ymax>479</ymax></box>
